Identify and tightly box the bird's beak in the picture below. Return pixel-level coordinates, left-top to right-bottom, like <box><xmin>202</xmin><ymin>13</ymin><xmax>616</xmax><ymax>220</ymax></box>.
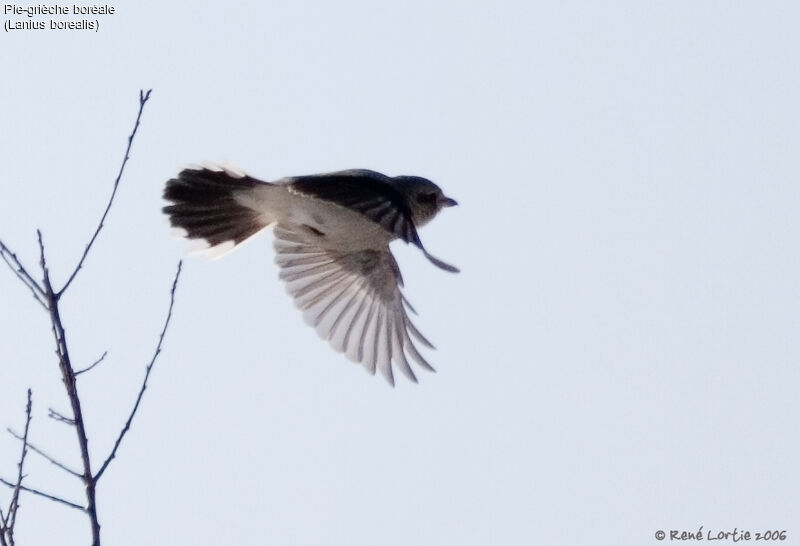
<box><xmin>440</xmin><ymin>196</ymin><xmax>458</xmax><ymax>207</ymax></box>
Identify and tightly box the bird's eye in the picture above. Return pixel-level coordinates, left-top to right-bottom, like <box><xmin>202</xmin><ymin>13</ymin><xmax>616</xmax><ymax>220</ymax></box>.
<box><xmin>416</xmin><ymin>192</ymin><xmax>437</xmax><ymax>205</ymax></box>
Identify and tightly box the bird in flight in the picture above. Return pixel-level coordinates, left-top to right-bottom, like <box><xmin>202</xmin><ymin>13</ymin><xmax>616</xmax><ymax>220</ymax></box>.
<box><xmin>162</xmin><ymin>165</ymin><xmax>458</xmax><ymax>385</ymax></box>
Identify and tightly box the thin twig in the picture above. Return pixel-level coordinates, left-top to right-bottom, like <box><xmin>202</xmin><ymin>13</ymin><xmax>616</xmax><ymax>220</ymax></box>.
<box><xmin>57</xmin><ymin>89</ymin><xmax>153</xmax><ymax>297</ymax></box>
<box><xmin>7</xmin><ymin>390</ymin><xmax>32</xmax><ymax>542</ymax></box>
<box><xmin>0</xmin><ymin>241</ymin><xmax>47</xmax><ymax>309</ymax></box>
<box><xmin>75</xmin><ymin>351</ymin><xmax>108</xmax><ymax>376</ymax></box>
<box><xmin>0</xmin><ymin>509</ymin><xmax>6</xmax><ymax>546</ymax></box>
<box><xmin>1</xmin><ymin>389</ymin><xmax>33</xmax><ymax>546</ymax></box>
<box><xmin>6</xmin><ymin>429</ymin><xmax>82</xmax><ymax>480</ymax></box>
<box><xmin>0</xmin><ymin>479</ymin><xmax>83</xmax><ymax>512</ymax></box>
<box><xmin>0</xmin><ymin>487</ymin><xmax>7</xmax><ymax>546</ymax></box>
<box><xmin>95</xmin><ymin>260</ymin><xmax>182</xmax><ymax>482</ymax></box>
<box><xmin>47</xmin><ymin>408</ymin><xmax>74</xmax><ymax>426</ymax></box>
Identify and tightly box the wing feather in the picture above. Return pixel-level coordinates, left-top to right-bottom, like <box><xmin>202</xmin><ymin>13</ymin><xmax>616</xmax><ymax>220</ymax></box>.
<box><xmin>391</xmin><ymin>314</ymin><xmax>417</xmax><ymax>383</ymax></box>
<box><xmin>273</xmin><ymin>224</ymin><xmax>436</xmax><ymax>384</ymax></box>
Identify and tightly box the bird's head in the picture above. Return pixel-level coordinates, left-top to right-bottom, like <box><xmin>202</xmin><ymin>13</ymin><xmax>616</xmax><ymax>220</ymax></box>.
<box><xmin>394</xmin><ymin>176</ymin><xmax>458</xmax><ymax>227</ymax></box>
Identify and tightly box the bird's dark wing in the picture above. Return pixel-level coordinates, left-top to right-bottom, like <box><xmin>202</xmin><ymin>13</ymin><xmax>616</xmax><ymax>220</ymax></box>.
<box><xmin>287</xmin><ymin>170</ymin><xmax>420</xmax><ymax>245</ymax></box>
<box><xmin>288</xmin><ymin>170</ymin><xmax>459</xmax><ymax>273</ymax></box>
<box><xmin>273</xmin><ymin>223</ymin><xmax>436</xmax><ymax>385</ymax></box>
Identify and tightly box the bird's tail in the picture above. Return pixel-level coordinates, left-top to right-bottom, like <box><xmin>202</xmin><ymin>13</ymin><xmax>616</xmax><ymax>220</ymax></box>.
<box><xmin>163</xmin><ymin>165</ymin><xmax>273</xmax><ymax>256</ymax></box>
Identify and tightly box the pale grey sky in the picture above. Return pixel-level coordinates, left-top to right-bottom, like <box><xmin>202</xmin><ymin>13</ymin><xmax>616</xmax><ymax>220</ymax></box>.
<box><xmin>2</xmin><ymin>1</ymin><xmax>799</xmax><ymax>545</ymax></box>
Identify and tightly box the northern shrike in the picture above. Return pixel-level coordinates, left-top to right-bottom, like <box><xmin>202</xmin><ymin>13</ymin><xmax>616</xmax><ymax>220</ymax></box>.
<box><xmin>163</xmin><ymin>165</ymin><xmax>458</xmax><ymax>385</ymax></box>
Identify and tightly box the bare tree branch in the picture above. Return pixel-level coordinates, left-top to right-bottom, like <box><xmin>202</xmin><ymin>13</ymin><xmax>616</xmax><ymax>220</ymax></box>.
<box><xmin>95</xmin><ymin>260</ymin><xmax>183</xmax><ymax>482</ymax></box>
<box><xmin>0</xmin><ymin>487</ymin><xmax>7</xmax><ymax>546</ymax></box>
<box><xmin>0</xmin><ymin>389</ymin><xmax>33</xmax><ymax>546</ymax></box>
<box><xmin>0</xmin><ymin>242</ymin><xmax>46</xmax><ymax>309</ymax></box>
<box><xmin>6</xmin><ymin>429</ymin><xmax>82</xmax><ymax>480</ymax></box>
<box><xmin>0</xmin><ymin>479</ymin><xmax>83</xmax><ymax>512</ymax></box>
<box><xmin>58</xmin><ymin>88</ymin><xmax>153</xmax><ymax>297</ymax></box>
<box><xmin>37</xmin><ymin>230</ymin><xmax>101</xmax><ymax>544</ymax></box>
<box><xmin>7</xmin><ymin>390</ymin><xmax>32</xmax><ymax>544</ymax></box>
<box><xmin>1</xmin><ymin>89</ymin><xmax>169</xmax><ymax>546</ymax></box>
<box><xmin>75</xmin><ymin>351</ymin><xmax>109</xmax><ymax>376</ymax></box>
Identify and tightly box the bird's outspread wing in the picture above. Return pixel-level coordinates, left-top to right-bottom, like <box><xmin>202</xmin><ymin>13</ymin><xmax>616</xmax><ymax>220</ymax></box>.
<box><xmin>272</xmin><ymin>223</ymin><xmax>435</xmax><ymax>385</ymax></box>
